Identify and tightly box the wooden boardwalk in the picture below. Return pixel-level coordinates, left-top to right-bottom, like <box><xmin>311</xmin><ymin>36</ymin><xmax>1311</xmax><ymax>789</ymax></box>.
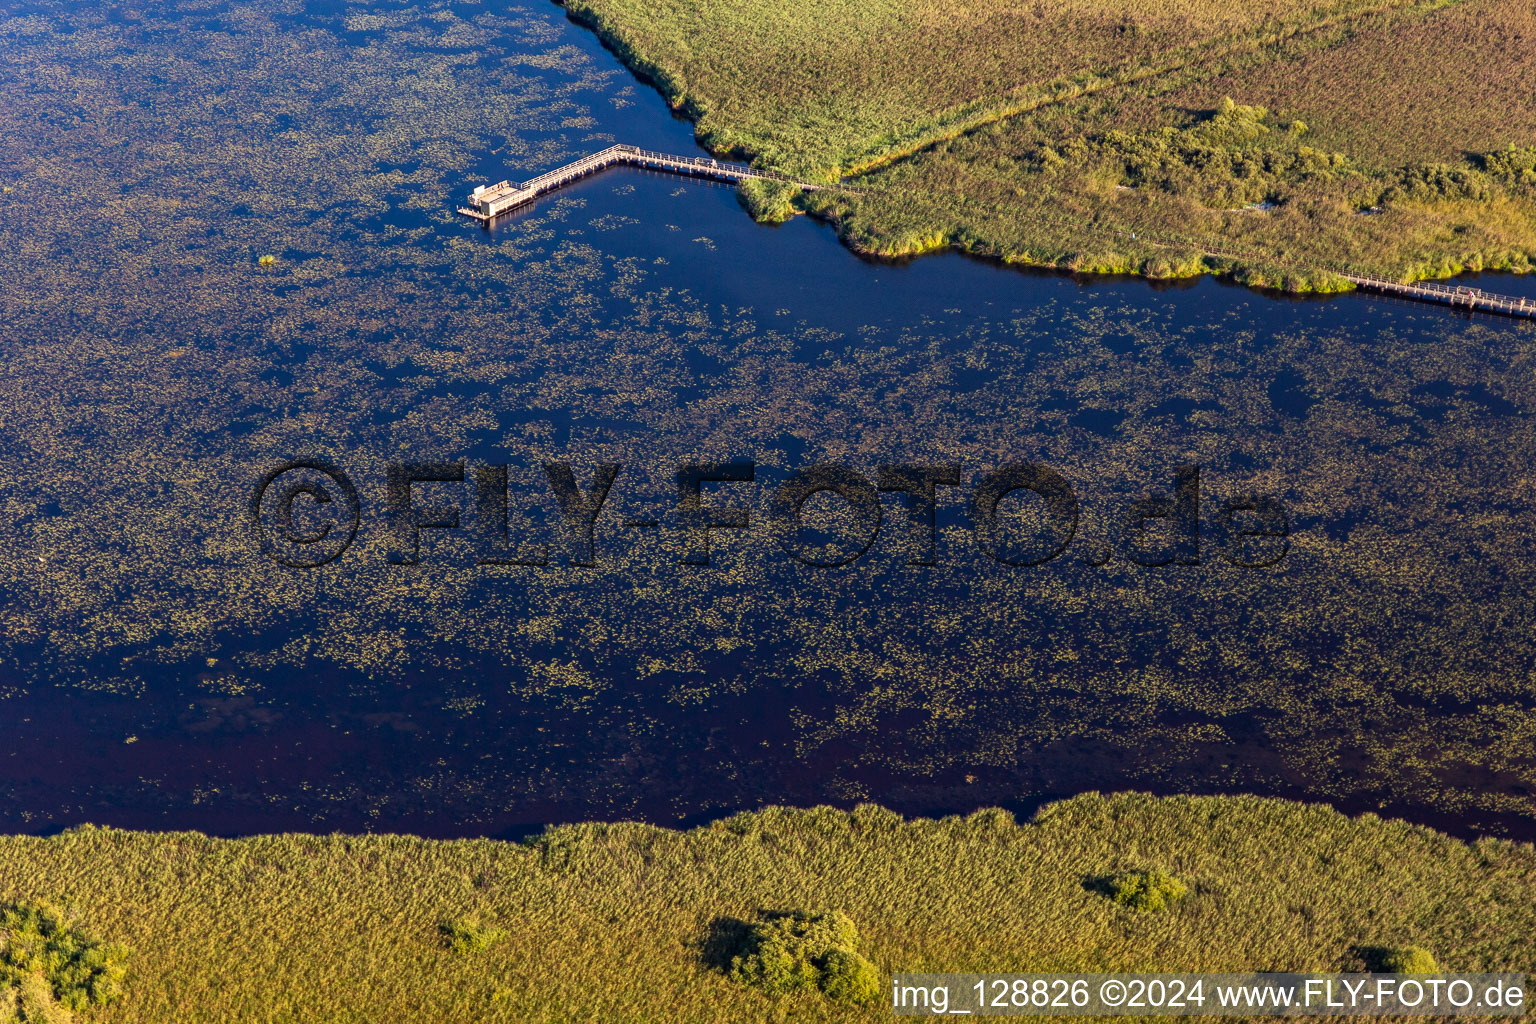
<box><xmin>1338</xmin><ymin>273</ymin><xmax>1535</xmax><ymax>319</ymax></box>
<box><xmin>459</xmin><ymin>143</ymin><xmax>838</xmax><ymax>223</ymax></box>
<box><xmin>459</xmin><ymin>147</ymin><xmax>1535</xmax><ymax>322</ymax></box>
<box><xmin>1197</xmin><ymin>245</ymin><xmax>1535</xmax><ymax>320</ymax></box>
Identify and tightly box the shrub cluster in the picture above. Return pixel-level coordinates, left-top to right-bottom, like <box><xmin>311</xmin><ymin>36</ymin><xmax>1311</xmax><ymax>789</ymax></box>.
<box><xmin>1026</xmin><ymin>101</ymin><xmax>1353</xmax><ymax>208</ymax></box>
<box><xmin>1373</xmin><ymin>945</ymin><xmax>1439</xmax><ymax>974</ymax></box>
<box><xmin>1381</xmin><ymin>165</ymin><xmax>1493</xmax><ymax>204</ymax></box>
<box><xmin>1482</xmin><ymin>145</ymin><xmax>1536</xmax><ymax>187</ymax></box>
<box><xmin>1022</xmin><ymin>100</ymin><xmax>1536</xmax><ymax>217</ymax></box>
<box><xmin>1379</xmin><ymin>149</ymin><xmax>1536</xmax><ymax>205</ymax></box>
<box><xmin>0</xmin><ymin>901</ymin><xmax>128</xmax><ymax>1012</ymax></box>
<box><xmin>728</xmin><ymin>910</ymin><xmax>880</xmax><ymax>1003</ymax></box>
<box><xmin>439</xmin><ymin>917</ymin><xmax>506</xmax><ymax>955</ymax></box>
<box><xmin>1100</xmin><ymin>869</ymin><xmax>1189</xmax><ymax>911</ymax></box>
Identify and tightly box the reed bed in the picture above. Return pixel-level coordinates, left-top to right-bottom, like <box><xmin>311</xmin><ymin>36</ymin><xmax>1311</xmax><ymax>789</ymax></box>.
<box><xmin>3</xmin><ymin>793</ymin><xmax>1534</xmax><ymax>1022</ymax></box>
<box><xmin>566</xmin><ymin>0</ymin><xmax>1536</xmax><ymax>285</ymax></box>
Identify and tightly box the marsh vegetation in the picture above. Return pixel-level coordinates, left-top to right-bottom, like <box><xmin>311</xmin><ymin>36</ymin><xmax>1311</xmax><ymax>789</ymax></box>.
<box><xmin>1</xmin><ymin>4</ymin><xmax>1535</xmax><ymax>1016</ymax></box>
<box><xmin>569</xmin><ymin>0</ymin><xmax>1536</xmax><ymax>287</ymax></box>
<box><xmin>0</xmin><ymin>901</ymin><xmax>127</xmax><ymax>1022</ymax></box>
<box><xmin>0</xmin><ymin>796</ymin><xmax>1527</xmax><ymax>1022</ymax></box>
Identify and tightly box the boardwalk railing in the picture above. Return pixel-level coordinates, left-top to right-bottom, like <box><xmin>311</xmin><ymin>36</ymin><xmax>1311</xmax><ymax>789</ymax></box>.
<box><xmin>458</xmin><ymin>144</ymin><xmax>862</xmax><ymax>223</ymax></box>
<box><xmin>1338</xmin><ymin>273</ymin><xmax>1535</xmax><ymax>318</ymax></box>
<box><xmin>1197</xmin><ymin>245</ymin><xmax>1535</xmax><ymax>320</ymax></box>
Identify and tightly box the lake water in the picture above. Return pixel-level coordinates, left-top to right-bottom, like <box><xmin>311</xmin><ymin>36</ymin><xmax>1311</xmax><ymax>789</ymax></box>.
<box><xmin>1</xmin><ymin>0</ymin><xmax>1533</xmax><ymax>840</ymax></box>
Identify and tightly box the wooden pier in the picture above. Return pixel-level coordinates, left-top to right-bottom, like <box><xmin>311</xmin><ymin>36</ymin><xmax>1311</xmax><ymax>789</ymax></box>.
<box><xmin>1338</xmin><ymin>273</ymin><xmax>1535</xmax><ymax>319</ymax></box>
<box><xmin>1197</xmin><ymin>244</ymin><xmax>1536</xmax><ymax>320</ymax></box>
<box><xmin>458</xmin><ymin>143</ymin><xmax>832</xmax><ymax>223</ymax></box>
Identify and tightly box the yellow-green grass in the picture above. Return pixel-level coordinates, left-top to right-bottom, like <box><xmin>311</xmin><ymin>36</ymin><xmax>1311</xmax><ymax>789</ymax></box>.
<box><xmin>4</xmin><ymin>793</ymin><xmax>1535</xmax><ymax>1022</ymax></box>
<box><xmin>563</xmin><ymin>0</ymin><xmax>1536</xmax><ymax>286</ymax></box>
<box><xmin>1098</xmin><ymin>0</ymin><xmax>1536</xmax><ymax>170</ymax></box>
<box><xmin>563</xmin><ymin>0</ymin><xmax>1411</xmax><ymax>178</ymax></box>
<box><xmin>821</xmin><ymin>100</ymin><xmax>1536</xmax><ymax>286</ymax></box>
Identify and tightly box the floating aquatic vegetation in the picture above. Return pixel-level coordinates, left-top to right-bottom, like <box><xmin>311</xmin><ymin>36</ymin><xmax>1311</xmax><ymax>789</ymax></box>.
<box><xmin>0</xmin><ymin>0</ymin><xmax>1532</xmax><ymax>838</ymax></box>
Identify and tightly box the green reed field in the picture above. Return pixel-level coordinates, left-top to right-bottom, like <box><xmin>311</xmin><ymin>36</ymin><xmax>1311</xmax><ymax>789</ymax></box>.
<box><xmin>565</xmin><ymin>0</ymin><xmax>1536</xmax><ymax>287</ymax></box>
<box><xmin>4</xmin><ymin>793</ymin><xmax>1535</xmax><ymax>1023</ymax></box>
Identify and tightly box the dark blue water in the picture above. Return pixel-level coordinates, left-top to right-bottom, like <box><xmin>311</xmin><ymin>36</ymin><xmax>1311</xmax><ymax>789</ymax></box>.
<box><xmin>1</xmin><ymin>0</ymin><xmax>1534</xmax><ymax>841</ymax></box>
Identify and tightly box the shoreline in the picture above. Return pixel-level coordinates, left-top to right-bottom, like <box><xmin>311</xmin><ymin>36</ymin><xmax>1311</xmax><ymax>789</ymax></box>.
<box><xmin>5</xmin><ymin>793</ymin><xmax>1534</xmax><ymax>1022</ymax></box>
<box><xmin>555</xmin><ymin>0</ymin><xmax>1535</xmax><ymax>300</ymax></box>
<box><xmin>0</xmin><ymin>789</ymin><xmax>1519</xmax><ymax>846</ymax></box>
